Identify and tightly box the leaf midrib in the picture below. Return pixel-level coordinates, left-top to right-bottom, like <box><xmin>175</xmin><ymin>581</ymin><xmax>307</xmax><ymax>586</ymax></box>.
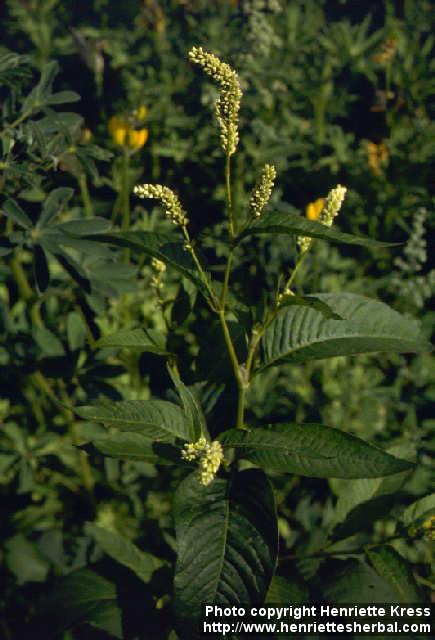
<box><xmin>262</xmin><ymin>331</ymin><xmax>423</xmax><ymax>368</ymax></box>
<box><xmin>212</xmin><ymin>486</ymin><xmax>230</xmax><ymax>602</ymax></box>
<box><xmin>224</xmin><ymin>442</ymin><xmax>337</xmax><ymax>460</ymax></box>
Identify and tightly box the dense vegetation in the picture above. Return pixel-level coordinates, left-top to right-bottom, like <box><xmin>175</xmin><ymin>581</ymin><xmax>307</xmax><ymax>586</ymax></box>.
<box><xmin>0</xmin><ymin>1</ymin><xmax>433</xmax><ymax>638</ymax></box>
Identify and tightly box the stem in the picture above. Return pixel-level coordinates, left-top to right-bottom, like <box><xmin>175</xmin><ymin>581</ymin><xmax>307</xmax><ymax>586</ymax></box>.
<box><xmin>245</xmin><ymin>329</ymin><xmax>263</xmax><ymax>380</ymax></box>
<box><xmin>220</xmin><ymin>249</ymin><xmax>234</xmax><ymax>310</ymax></box>
<box><xmin>121</xmin><ymin>150</ymin><xmax>130</xmax><ymax>231</ymax></box>
<box><xmin>30</xmin><ymin>301</ymin><xmax>43</xmax><ymax>327</ymax></box>
<box><xmin>223</xmin><ymin>153</ymin><xmax>245</xmax><ymax>426</ymax></box>
<box><xmin>219</xmin><ymin>309</ymin><xmax>245</xmax><ymax>428</ymax></box>
<box><xmin>283</xmin><ymin>251</ymin><xmax>307</xmax><ymax>293</ymax></box>
<box><xmin>120</xmin><ymin>150</ymin><xmax>131</xmax><ymax>263</ymax></box>
<box><xmin>244</xmin><ymin>252</ymin><xmax>306</xmax><ymax>381</ymax></box>
<box><xmin>182</xmin><ymin>226</ymin><xmax>219</xmax><ymax>310</ymax></box>
<box><xmin>0</xmin><ymin>110</ymin><xmax>33</xmax><ymax>137</ymax></box>
<box><xmin>10</xmin><ymin>254</ymin><xmax>33</xmax><ymax>301</ymax></box>
<box><xmin>32</xmin><ymin>372</ymin><xmax>95</xmax><ymax>496</ymax></box>
<box><xmin>78</xmin><ymin>173</ymin><xmax>94</xmax><ymax>218</ymax></box>
<box><xmin>225</xmin><ymin>153</ymin><xmax>235</xmax><ymax>239</ymax></box>
<box><xmin>10</xmin><ymin>251</ymin><xmax>43</xmax><ymax>327</ymax></box>
<box><xmin>59</xmin><ymin>383</ymin><xmax>95</xmax><ymax>496</ymax></box>
<box><xmin>236</xmin><ymin>385</ymin><xmax>245</xmax><ymax>430</ymax></box>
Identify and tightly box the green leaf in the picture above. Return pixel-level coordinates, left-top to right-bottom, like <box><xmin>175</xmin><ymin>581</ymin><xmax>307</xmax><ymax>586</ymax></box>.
<box><xmin>0</xmin><ymin>453</ymin><xmax>16</xmax><ymax>474</ymax></box>
<box><xmin>95</xmin><ymin>231</ymin><xmax>212</xmax><ymax>301</ymax></box>
<box><xmin>41</xmin><ymin>229</ymin><xmax>114</xmax><ymax>259</ymax></box>
<box><xmin>90</xmin><ymin>433</ymin><xmax>179</xmax><ymax>465</ymax></box>
<box><xmin>76</xmin><ymin>399</ymin><xmax>190</xmax><ymax>441</ymax></box>
<box><xmin>5</xmin><ymin>534</ymin><xmax>50</xmax><ymax>584</ymax></box>
<box><xmin>48</xmin><ymin>247</ymin><xmax>91</xmax><ymax>292</ymax></box>
<box><xmin>36</xmin><ymin>568</ymin><xmax>121</xmax><ymax>637</ymax></box>
<box><xmin>240</xmin><ymin>209</ymin><xmax>398</xmax><ymax>248</ymax></box>
<box><xmin>33</xmin><ymin>244</ymin><xmax>50</xmax><ymax>293</ymax></box>
<box><xmin>323</xmin><ymin>559</ymin><xmax>398</xmax><ymax>602</ymax></box>
<box><xmin>168</xmin><ymin>366</ymin><xmax>207</xmax><ymax>441</ymax></box>
<box><xmin>402</xmin><ymin>494</ymin><xmax>435</xmax><ymax>528</ymax></box>
<box><xmin>37</xmin><ymin>187</ymin><xmax>73</xmax><ymax>227</ymax></box>
<box><xmin>33</xmin><ymin>325</ymin><xmax>65</xmax><ymax>357</ymax></box>
<box><xmin>260</xmin><ymin>293</ymin><xmax>431</xmax><ymax>370</ymax></box>
<box><xmin>55</xmin><ymin>217</ymin><xmax>112</xmax><ymax>236</ymax></box>
<box><xmin>86</xmin><ymin>600</ymin><xmax>123</xmax><ymax>639</ymax></box>
<box><xmin>22</xmin><ymin>60</ymin><xmax>59</xmax><ymax>113</ymax></box>
<box><xmin>36</xmin><ymin>111</ymin><xmax>83</xmax><ymax>135</ymax></box>
<box><xmin>97</xmin><ymin>328</ymin><xmax>168</xmax><ymax>355</ymax></box>
<box><xmin>197</xmin><ymin>320</ymin><xmax>248</xmax><ymax>382</ymax></box>
<box><xmin>86</xmin><ymin>523</ymin><xmax>163</xmax><ymax>584</ymax></box>
<box><xmin>331</xmin><ymin>443</ymin><xmax>415</xmax><ymax>528</ymax></box>
<box><xmin>219</xmin><ymin>424</ymin><xmax>414</xmax><ymax>478</ymax></box>
<box><xmin>45</xmin><ymin>90</ymin><xmax>80</xmax><ymax>105</ymax></box>
<box><xmin>366</xmin><ymin>545</ymin><xmax>423</xmax><ymax>603</ymax></box>
<box><xmin>174</xmin><ymin>469</ymin><xmax>277</xmax><ymax>626</ymax></box>
<box><xmin>66</xmin><ymin>311</ymin><xmax>86</xmax><ymax>351</ymax></box>
<box><xmin>1</xmin><ymin>198</ymin><xmax>32</xmax><ymax>228</ymax></box>
<box><xmin>278</xmin><ymin>294</ymin><xmax>342</xmax><ymax>320</ymax></box>
<box><xmin>266</xmin><ymin>575</ymin><xmax>308</xmax><ymax>604</ymax></box>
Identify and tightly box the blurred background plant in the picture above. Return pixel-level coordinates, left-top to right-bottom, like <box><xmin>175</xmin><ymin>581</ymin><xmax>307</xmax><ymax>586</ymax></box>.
<box><xmin>0</xmin><ymin>0</ymin><xmax>433</xmax><ymax>637</ymax></box>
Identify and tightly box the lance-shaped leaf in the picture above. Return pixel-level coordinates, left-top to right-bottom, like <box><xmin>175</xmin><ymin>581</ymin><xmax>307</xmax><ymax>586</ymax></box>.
<box><xmin>91</xmin><ymin>432</ymin><xmax>159</xmax><ymax>462</ymax></box>
<box><xmin>219</xmin><ymin>424</ymin><xmax>414</xmax><ymax>478</ymax></box>
<box><xmin>33</xmin><ymin>244</ymin><xmax>50</xmax><ymax>293</ymax></box>
<box><xmin>90</xmin><ymin>432</ymin><xmax>179</xmax><ymax>465</ymax></box>
<box><xmin>330</xmin><ymin>443</ymin><xmax>415</xmax><ymax>535</ymax></box>
<box><xmin>168</xmin><ymin>366</ymin><xmax>207</xmax><ymax>441</ymax></box>
<box><xmin>323</xmin><ymin>559</ymin><xmax>398</xmax><ymax>603</ymax></box>
<box><xmin>239</xmin><ymin>209</ymin><xmax>398</xmax><ymax>248</ymax></box>
<box><xmin>260</xmin><ymin>293</ymin><xmax>431</xmax><ymax>370</ymax></box>
<box><xmin>401</xmin><ymin>494</ymin><xmax>435</xmax><ymax>529</ymax></box>
<box><xmin>48</xmin><ymin>248</ymin><xmax>91</xmax><ymax>293</ymax></box>
<box><xmin>277</xmin><ymin>294</ymin><xmax>342</xmax><ymax>320</ymax></box>
<box><xmin>46</xmin><ymin>231</ymin><xmax>114</xmax><ymax>258</ymax></box>
<box><xmin>76</xmin><ymin>399</ymin><xmax>190</xmax><ymax>441</ymax></box>
<box><xmin>174</xmin><ymin>469</ymin><xmax>277</xmax><ymax>627</ymax></box>
<box><xmin>1</xmin><ymin>198</ymin><xmax>32</xmax><ymax>228</ymax></box>
<box><xmin>21</xmin><ymin>61</ymin><xmax>78</xmax><ymax>113</ymax></box>
<box><xmin>45</xmin><ymin>90</ymin><xmax>80</xmax><ymax>105</ymax></box>
<box><xmin>97</xmin><ymin>328</ymin><xmax>168</xmax><ymax>355</ymax></box>
<box><xmin>266</xmin><ymin>575</ymin><xmax>308</xmax><ymax>604</ymax></box>
<box><xmin>86</xmin><ymin>523</ymin><xmax>164</xmax><ymax>585</ymax></box>
<box><xmin>366</xmin><ymin>545</ymin><xmax>423</xmax><ymax>603</ymax></box>
<box><xmin>54</xmin><ymin>217</ymin><xmax>112</xmax><ymax>236</ymax></box>
<box><xmin>33</xmin><ymin>568</ymin><xmax>122</xmax><ymax>638</ymax></box>
<box><xmin>94</xmin><ymin>231</ymin><xmax>213</xmax><ymax>301</ymax></box>
<box><xmin>67</xmin><ymin>311</ymin><xmax>86</xmax><ymax>351</ymax></box>
<box><xmin>37</xmin><ymin>187</ymin><xmax>73</xmax><ymax>228</ymax></box>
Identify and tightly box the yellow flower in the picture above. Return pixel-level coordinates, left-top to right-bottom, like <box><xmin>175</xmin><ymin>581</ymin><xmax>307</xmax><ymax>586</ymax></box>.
<box><xmin>367</xmin><ymin>141</ymin><xmax>388</xmax><ymax>175</ymax></box>
<box><xmin>79</xmin><ymin>127</ymin><xmax>93</xmax><ymax>144</ymax></box>
<box><xmin>108</xmin><ymin>115</ymin><xmax>148</xmax><ymax>151</ymax></box>
<box><xmin>134</xmin><ymin>105</ymin><xmax>147</xmax><ymax>121</ymax></box>
<box><xmin>422</xmin><ymin>515</ymin><xmax>434</xmax><ymax>530</ymax></box>
<box><xmin>373</xmin><ymin>38</ymin><xmax>397</xmax><ymax>65</ymax></box>
<box><xmin>306</xmin><ymin>197</ymin><xmax>325</xmax><ymax>221</ymax></box>
<box><xmin>127</xmin><ymin>128</ymin><xmax>149</xmax><ymax>150</ymax></box>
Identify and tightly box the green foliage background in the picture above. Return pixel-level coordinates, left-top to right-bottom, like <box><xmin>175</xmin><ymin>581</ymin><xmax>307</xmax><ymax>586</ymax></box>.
<box><xmin>0</xmin><ymin>1</ymin><xmax>433</xmax><ymax>638</ymax></box>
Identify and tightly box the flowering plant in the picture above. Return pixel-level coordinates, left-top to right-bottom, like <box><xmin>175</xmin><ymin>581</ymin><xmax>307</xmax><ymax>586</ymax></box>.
<box><xmin>74</xmin><ymin>47</ymin><xmax>431</xmax><ymax>636</ymax></box>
